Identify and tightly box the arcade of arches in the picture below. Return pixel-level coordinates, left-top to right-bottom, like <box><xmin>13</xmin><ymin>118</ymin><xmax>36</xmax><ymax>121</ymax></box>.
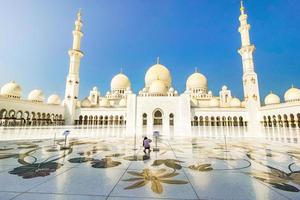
<box><xmin>1</xmin><ymin>108</ymin><xmax>300</xmax><ymax>129</ymax></box>
<box><xmin>262</xmin><ymin>113</ymin><xmax>300</xmax><ymax>128</ymax></box>
<box><xmin>191</xmin><ymin>116</ymin><xmax>246</xmax><ymax>127</ymax></box>
<box><xmin>0</xmin><ymin>109</ymin><xmax>64</xmax><ymax>126</ymax></box>
<box><xmin>75</xmin><ymin>115</ymin><xmax>126</xmax><ymax>126</ymax></box>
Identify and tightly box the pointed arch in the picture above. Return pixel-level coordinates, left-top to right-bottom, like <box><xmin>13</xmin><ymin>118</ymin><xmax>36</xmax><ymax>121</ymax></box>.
<box><xmin>153</xmin><ymin>109</ymin><xmax>163</xmax><ymax>125</ymax></box>
<box><xmin>193</xmin><ymin>116</ymin><xmax>198</xmax><ymax>126</ymax></box>
<box><xmin>290</xmin><ymin>114</ymin><xmax>295</xmax><ymax>128</ymax></box>
<box><xmin>199</xmin><ymin>116</ymin><xmax>204</xmax><ymax>126</ymax></box>
<box><xmin>169</xmin><ymin>113</ymin><xmax>174</xmax><ymax>126</ymax></box>
<box><xmin>142</xmin><ymin>113</ymin><xmax>147</xmax><ymax>126</ymax></box>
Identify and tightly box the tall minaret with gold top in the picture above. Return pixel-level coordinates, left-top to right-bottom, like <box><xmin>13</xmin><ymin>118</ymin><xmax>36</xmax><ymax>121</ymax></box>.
<box><xmin>238</xmin><ymin>1</ymin><xmax>260</xmax><ymax>107</ymax></box>
<box><xmin>64</xmin><ymin>10</ymin><xmax>84</xmax><ymax>125</ymax></box>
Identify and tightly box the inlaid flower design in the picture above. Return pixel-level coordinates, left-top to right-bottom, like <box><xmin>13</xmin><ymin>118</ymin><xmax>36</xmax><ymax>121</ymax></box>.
<box><xmin>68</xmin><ymin>157</ymin><xmax>94</xmax><ymax>163</ymax></box>
<box><xmin>8</xmin><ymin>146</ymin><xmax>72</xmax><ymax>179</ymax></box>
<box><xmin>246</xmin><ymin>151</ymin><xmax>300</xmax><ymax>192</ymax></box>
<box><xmin>152</xmin><ymin>159</ymin><xmax>184</xmax><ymax>170</ymax></box>
<box><xmin>123</xmin><ymin>154</ymin><xmax>150</xmax><ymax>161</ymax></box>
<box><xmin>123</xmin><ymin>168</ymin><xmax>188</xmax><ymax>194</ymax></box>
<box><xmin>105</xmin><ymin>153</ymin><xmax>125</xmax><ymax>158</ymax></box>
<box><xmin>247</xmin><ymin>168</ymin><xmax>300</xmax><ymax>192</ymax></box>
<box><xmin>188</xmin><ymin>163</ymin><xmax>213</xmax><ymax>171</ymax></box>
<box><xmin>9</xmin><ymin>162</ymin><xmax>63</xmax><ymax>179</ymax></box>
<box><xmin>91</xmin><ymin>158</ymin><xmax>121</xmax><ymax>168</ymax></box>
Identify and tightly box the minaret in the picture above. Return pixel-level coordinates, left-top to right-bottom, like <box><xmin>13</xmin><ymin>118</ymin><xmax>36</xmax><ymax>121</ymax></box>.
<box><xmin>238</xmin><ymin>1</ymin><xmax>260</xmax><ymax>106</ymax></box>
<box><xmin>64</xmin><ymin>10</ymin><xmax>84</xmax><ymax>125</ymax></box>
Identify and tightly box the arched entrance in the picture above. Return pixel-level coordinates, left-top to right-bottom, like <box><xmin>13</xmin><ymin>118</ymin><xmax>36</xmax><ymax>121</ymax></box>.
<box><xmin>153</xmin><ymin>110</ymin><xmax>163</xmax><ymax>125</ymax></box>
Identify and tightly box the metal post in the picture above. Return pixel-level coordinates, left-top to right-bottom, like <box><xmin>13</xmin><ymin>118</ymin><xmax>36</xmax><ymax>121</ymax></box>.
<box><xmin>64</xmin><ymin>135</ymin><xmax>67</xmax><ymax>147</ymax></box>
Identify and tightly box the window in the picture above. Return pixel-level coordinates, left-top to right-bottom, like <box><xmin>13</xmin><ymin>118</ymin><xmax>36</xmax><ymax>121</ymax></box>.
<box><xmin>142</xmin><ymin>113</ymin><xmax>147</xmax><ymax>126</ymax></box>
<box><xmin>169</xmin><ymin>113</ymin><xmax>174</xmax><ymax>126</ymax></box>
<box><xmin>153</xmin><ymin>110</ymin><xmax>163</xmax><ymax>125</ymax></box>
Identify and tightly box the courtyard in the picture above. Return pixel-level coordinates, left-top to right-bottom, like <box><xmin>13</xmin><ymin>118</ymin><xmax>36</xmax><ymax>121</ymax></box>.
<box><xmin>0</xmin><ymin>127</ymin><xmax>300</xmax><ymax>199</ymax></box>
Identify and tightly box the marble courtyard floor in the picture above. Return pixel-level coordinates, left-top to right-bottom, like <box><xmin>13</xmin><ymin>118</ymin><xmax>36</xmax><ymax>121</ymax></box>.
<box><xmin>0</xmin><ymin>135</ymin><xmax>300</xmax><ymax>200</ymax></box>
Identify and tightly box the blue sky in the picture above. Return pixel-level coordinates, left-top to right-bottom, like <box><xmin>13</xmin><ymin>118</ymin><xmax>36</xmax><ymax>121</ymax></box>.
<box><xmin>0</xmin><ymin>0</ymin><xmax>299</xmax><ymax>101</ymax></box>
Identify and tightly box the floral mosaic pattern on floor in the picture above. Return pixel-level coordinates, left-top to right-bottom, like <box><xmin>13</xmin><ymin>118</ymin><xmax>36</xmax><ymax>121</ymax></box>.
<box><xmin>0</xmin><ymin>136</ymin><xmax>300</xmax><ymax>199</ymax></box>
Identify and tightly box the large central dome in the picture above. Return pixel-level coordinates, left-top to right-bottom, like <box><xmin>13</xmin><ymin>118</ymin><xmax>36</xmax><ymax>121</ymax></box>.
<box><xmin>145</xmin><ymin>61</ymin><xmax>172</xmax><ymax>88</ymax></box>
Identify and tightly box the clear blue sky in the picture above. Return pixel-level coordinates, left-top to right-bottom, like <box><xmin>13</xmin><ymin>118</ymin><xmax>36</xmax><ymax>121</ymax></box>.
<box><xmin>0</xmin><ymin>0</ymin><xmax>299</xmax><ymax>101</ymax></box>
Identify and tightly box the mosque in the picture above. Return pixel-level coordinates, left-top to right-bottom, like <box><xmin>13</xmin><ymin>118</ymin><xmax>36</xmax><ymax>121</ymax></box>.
<box><xmin>0</xmin><ymin>3</ymin><xmax>300</xmax><ymax>136</ymax></box>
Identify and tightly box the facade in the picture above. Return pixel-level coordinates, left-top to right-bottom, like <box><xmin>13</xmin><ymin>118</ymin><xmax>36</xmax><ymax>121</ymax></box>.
<box><xmin>0</xmin><ymin>3</ymin><xmax>300</xmax><ymax>135</ymax></box>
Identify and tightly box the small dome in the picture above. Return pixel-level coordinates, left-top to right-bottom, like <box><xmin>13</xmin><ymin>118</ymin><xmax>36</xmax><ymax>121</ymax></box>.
<box><xmin>28</xmin><ymin>89</ymin><xmax>44</xmax><ymax>102</ymax></box>
<box><xmin>222</xmin><ymin>85</ymin><xmax>228</xmax><ymax>91</ymax></box>
<box><xmin>111</xmin><ymin>73</ymin><xmax>131</xmax><ymax>91</ymax></box>
<box><xmin>169</xmin><ymin>87</ymin><xmax>174</xmax><ymax>92</ymax></box>
<box><xmin>230</xmin><ymin>97</ymin><xmax>241</xmax><ymax>107</ymax></box>
<box><xmin>209</xmin><ymin>98</ymin><xmax>219</xmax><ymax>107</ymax></box>
<box><xmin>149</xmin><ymin>79</ymin><xmax>167</xmax><ymax>95</ymax></box>
<box><xmin>119</xmin><ymin>98</ymin><xmax>127</xmax><ymax>107</ymax></box>
<box><xmin>47</xmin><ymin>94</ymin><xmax>61</xmax><ymax>105</ymax></box>
<box><xmin>92</xmin><ymin>86</ymin><xmax>98</xmax><ymax>91</ymax></box>
<box><xmin>264</xmin><ymin>92</ymin><xmax>280</xmax><ymax>105</ymax></box>
<box><xmin>0</xmin><ymin>81</ymin><xmax>22</xmax><ymax>98</ymax></box>
<box><xmin>100</xmin><ymin>98</ymin><xmax>110</xmax><ymax>107</ymax></box>
<box><xmin>81</xmin><ymin>98</ymin><xmax>91</xmax><ymax>108</ymax></box>
<box><xmin>186</xmin><ymin>72</ymin><xmax>207</xmax><ymax>90</ymax></box>
<box><xmin>284</xmin><ymin>86</ymin><xmax>300</xmax><ymax>102</ymax></box>
<box><xmin>145</xmin><ymin>63</ymin><xmax>172</xmax><ymax>87</ymax></box>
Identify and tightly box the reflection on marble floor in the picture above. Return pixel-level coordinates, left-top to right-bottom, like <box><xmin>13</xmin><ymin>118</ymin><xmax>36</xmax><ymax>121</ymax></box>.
<box><xmin>0</xmin><ymin>129</ymin><xmax>300</xmax><ymax>199</ymax></box>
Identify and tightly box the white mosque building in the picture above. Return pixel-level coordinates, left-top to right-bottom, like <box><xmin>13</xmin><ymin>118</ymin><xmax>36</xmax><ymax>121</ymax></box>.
<box><xmin>0</xmin><ymin>3</ymin><xmax>300</xmax><ymax>136</ymax></box>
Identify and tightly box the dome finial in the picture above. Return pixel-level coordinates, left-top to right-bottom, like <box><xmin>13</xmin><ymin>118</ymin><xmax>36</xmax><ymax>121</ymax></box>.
<box><xmin>77</xmin><ymin>8</ymin><xmax>82</xmax><ymax>21</ymax></box>
<box><xmin>156</xmin><ymin>57</ymin><xmax>160</xmax><ymax>64</ymax></box>
<box><xmin>270</xmin><ymin>90</ymin><xmax>273</xmax><ymax>94</ymax></box>
<box><xmin>194</xmin><ymin>67</ymin><xmax>198</xmax><ymax>73</ymax></box>
<box><xmin>240</xmin><ymin>1</ymin><xmax>245</xmax><ymax>15</ymax></box>
<box><xmin>120</xmin><ymin>66</ymin><xmax>123</xmax><ymax>74</ymax></box>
